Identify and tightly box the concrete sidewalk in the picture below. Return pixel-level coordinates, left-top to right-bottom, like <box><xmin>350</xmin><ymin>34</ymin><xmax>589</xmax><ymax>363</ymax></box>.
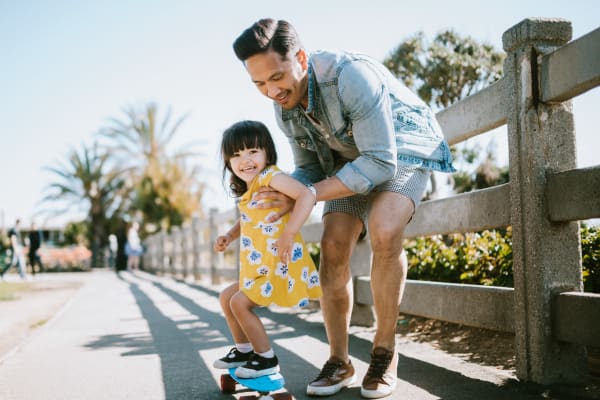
<box><xmin>0</xmin><ymin>269</ymin><xmax>596</xmax><ymax>399</ymax></box>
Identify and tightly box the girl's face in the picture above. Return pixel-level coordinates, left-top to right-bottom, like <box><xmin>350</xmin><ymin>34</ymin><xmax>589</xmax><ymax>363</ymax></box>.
<box><xmin>229</xmin><ymin>147</ymin><xmax>268</xmax><ymax>184</ymax></box>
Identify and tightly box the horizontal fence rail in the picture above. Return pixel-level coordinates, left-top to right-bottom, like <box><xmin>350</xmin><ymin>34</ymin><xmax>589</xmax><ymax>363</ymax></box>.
<box><xmin>541</xmin><ymin>27</ymin><xmax>600</xmax><ymax>102</ymax></box>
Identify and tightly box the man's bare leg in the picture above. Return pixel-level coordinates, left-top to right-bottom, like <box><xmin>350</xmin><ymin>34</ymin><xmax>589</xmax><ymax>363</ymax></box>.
<box><xmin>359</xmin><ymin>192</ymin><xmax>413</xmax><ymax>398</ymax></box>
<box><xmin>320</xmin><ymin>212</ymin><xmax>363</xmax><ymax>361</ymax></box>
<box><xmin>368</xmin><ymin>192</ymin><xmax>414</xmax><ymax>350</ymax></box>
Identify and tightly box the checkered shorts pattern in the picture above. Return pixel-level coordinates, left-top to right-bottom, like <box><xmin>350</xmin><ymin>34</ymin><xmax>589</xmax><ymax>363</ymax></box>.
<box><xmin>323</xmin><ymin>163</ymin><xmax>431</xmax><ymax>225</ymax></box>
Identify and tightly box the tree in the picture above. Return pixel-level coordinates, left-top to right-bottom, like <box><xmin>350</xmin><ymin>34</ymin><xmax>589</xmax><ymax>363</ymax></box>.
<box><xmin>384</xmin><ymin>30</ymin><xmax>506</xmax><ymax>194</ymax></box>
<box><xmin>42</xmin><ymin>143</ymin><xmax>129</xmax><ymax>267</ymax></box>
<box><xmin>98</xmin><ymin>103</ymin><xmax>203</xmax><ymax>233</ymax></box>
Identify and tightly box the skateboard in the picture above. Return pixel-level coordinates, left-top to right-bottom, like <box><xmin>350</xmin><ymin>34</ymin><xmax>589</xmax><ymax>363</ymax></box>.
<box><xmin>220</xmin><ymin>367</ymin><xmax>294</xmax><ymax>400</ymax></box>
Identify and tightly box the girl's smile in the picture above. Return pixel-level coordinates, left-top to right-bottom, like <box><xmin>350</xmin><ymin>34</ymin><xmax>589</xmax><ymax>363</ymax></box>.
<box><xmin>230</xmin><ymin>147</ymin><xmax>268</xmax><ymax>184</ymax></box>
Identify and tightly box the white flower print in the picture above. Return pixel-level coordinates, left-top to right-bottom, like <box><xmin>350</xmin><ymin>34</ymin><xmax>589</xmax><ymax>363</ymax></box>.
<box><xmin>307</xmin><ymin>271</ymin><xmax>320</xmax><ymax>288</ymax></box>
<box><xmin>287</xmin><ymin>277</ymin><xmax>296</xmax><ymax>293</ymax></box>
<box><xmin>247</xmin><ymin>249</ymin><xmax>262</xmax><ymax>265</ymax></box>
<box><xmin>243</xmin><ymin>278</ymin><xmax>254</xmax><ymax>290</ymax></box>
<box><xmin>291</xmin><ymin>243</ymin><xmax>303</xmax><ymax>262</ymax></box>
<box><xmin>256</xmin><ymin>265</ymin><xmax>270</xmax><ymax>276</ymax></box>
<box><xmin>254</xmin><ymin>221</ymin><xmax>278</xmax><ymax>236</ymax></box>
<box><xmin>260</xmin><ymin>281</ymin><xmax>273</xmax><ymax>298</ymax></box>
<box><xmin>240</xmin><ymin>235</ymin><xmax>253</xmax><ymax>250</ymax></box>
<box><xmin>301</xmin><ymin>266</ymin><xmax>309</xmax><ymax>282</ymax></box>
<box><xmin>275</xmin><ymin>262</ymin><xmax>288</xmax><ymax>279</ymax></box>
<box><xmin>266</xmin><ymin>239</ymin><xmax>278</xmax><ymax>256</ymax></box>
<box><xmin>259</xmin><ymin>168</ymin><xmax>272</xmax><ymax>179</ymax></box>
<box><xmin>297</xmin><ymin>298</ymin><xmax>309</xmax><ymax>308</ymax></box>
<box><xmin>240</xmin><ymin>212</ymin><xmax>251</xmax><ymax>223</ymax></box>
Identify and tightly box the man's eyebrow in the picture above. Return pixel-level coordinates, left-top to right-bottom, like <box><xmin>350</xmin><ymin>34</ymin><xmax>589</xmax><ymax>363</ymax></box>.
<box><xmin>253</xmin><ymin>71</ymin><xmax>282</xmax><ymax>84</ymax></box>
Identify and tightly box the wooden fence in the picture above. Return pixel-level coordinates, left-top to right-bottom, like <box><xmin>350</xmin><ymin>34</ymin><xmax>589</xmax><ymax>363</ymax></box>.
<box><xmin>143</xmin><ymin>18</ymin><xmax>600</xmax><ymax>385</ymax></box>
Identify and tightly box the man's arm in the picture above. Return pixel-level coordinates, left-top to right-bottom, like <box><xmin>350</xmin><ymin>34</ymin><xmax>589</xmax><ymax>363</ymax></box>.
<box><xmin>334</xmin><ymin>60</ymin><xmax>397</xmax><ymax>194</ymax></box>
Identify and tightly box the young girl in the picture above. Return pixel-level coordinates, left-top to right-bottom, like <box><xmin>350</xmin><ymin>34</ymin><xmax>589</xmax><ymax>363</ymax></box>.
<box><xmin>213</xmin><ymin>120</ymin><xmax>322</xmax><ymax>378</ymax></box>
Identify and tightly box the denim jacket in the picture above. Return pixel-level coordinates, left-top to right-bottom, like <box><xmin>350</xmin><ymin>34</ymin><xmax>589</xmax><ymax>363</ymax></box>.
<box><xmin>274</xmin><ymin>49</ymin><xmax>455</xmax><ymax>194</ymax></box>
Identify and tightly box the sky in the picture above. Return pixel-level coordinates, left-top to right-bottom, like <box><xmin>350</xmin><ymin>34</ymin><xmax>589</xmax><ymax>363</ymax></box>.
<box><xmin>1</xmin><ymin>0</ymin><xmax>598</xmax><ymax>229</ymax></box>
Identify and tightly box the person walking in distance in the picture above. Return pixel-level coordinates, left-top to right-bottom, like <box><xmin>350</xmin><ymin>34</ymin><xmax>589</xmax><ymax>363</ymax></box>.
<box><xmin>233</xmin><ymin>19</ymin><xmax>455</xmax><ymax>398</ymax></box>
<box><xmin>27</xmin><ymin>221</ymin><xmax>44</xmax><ymax>275</ymax></box>
<box><xmin>1</xmin><ymin>219</ymin><xmax>28</xmax><ymax>280</ymax></box>
<box><xmin>125</xmin><ymin>221</ymin><xmax>143</xmax><ymax>271</ymax></box>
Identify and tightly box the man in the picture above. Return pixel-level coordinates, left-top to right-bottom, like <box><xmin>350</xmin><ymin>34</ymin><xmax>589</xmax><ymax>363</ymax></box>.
<box><xmin>28</xmin><ymin>221</ymin><xmax>44</xmax><ymax>275</ymax></box>
<box><xmin>1</xmin><ymin>219</ymin><xmax>27</xmax><ymax>280</ymax></box>
<box><xmin>233</xmin><ymin>19</ymin><xmax>454</xmax><ymax>398</ymax></box>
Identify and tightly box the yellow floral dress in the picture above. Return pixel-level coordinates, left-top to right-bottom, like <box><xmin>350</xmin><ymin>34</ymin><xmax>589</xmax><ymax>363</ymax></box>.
<box><xmin>238</xmin><ymin>165</ymin><xmax>322</xmax><ymax>307</ymax></box>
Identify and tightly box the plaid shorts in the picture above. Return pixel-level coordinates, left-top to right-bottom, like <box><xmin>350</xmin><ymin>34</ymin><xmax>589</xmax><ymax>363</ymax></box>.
<box><xmin>323</xmin><ymin>162</ymin><xmax>431</xmax><ymax>227</ymax></box>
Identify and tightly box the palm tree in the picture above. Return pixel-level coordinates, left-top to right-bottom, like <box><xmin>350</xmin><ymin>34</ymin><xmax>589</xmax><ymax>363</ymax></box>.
<box><xmin>42</xmin><ymin>143</ymin><xmax>129</xmax><ymax>267</ymax></box>
<box><xmin>97</xmin><ymin>103</ymin><xmax>203</xmax><ymax>232</ymax></box>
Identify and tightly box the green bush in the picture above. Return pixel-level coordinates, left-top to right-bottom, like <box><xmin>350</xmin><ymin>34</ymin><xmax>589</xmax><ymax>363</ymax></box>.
<box><xmin>581</xmin><ymin>224</ymin><xmax>600</xmax><ymax>293</ymax></box>
<box><xmin>405</xmin><ymin>228</ymin><xmax>513</xmax><ymax>287</ymax></box>
<box><xmin>306</xmin><ymin>224</ymin><xmax>600</xmax><ymax>293</ymax></box>
<box><xmin>405</xmin><ymin>224</ymin><xmax>599</xmax><ymax>293</ymax></box>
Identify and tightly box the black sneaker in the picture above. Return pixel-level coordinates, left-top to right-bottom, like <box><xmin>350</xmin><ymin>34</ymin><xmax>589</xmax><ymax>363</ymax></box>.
<box><xmin>213</xmin><ymin>347</ymin><xmax>254</xmax><ymax>369</ymax></box>
<box><xmin>234</xmin><ymin>353</ymin><xmax>279</xmax><ymax>378</ymax></box>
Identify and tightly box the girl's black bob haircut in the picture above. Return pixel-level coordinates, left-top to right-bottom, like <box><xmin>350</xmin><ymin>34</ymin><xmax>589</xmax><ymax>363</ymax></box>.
<box><xmin>221</xmin><ymin>120</ymin><xmax>277</xmax><ymax>197</ymax></box>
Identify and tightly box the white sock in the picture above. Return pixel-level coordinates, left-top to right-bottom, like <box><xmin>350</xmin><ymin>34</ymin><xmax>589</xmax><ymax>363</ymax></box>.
<box><xmin>257</xmin><ymin>348</ymin><xmax>275</xmax><ymax>358</ymax></box>
<box><xmin>236</xmin><ymin>343</ymin><xmax>253</xmax><ymax>353</ymax></box>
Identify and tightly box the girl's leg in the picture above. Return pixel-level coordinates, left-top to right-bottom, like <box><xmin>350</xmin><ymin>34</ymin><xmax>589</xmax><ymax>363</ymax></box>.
<box><xmin>219</xmin><ymin>283</ymin><xmax>249</xmax><ymax>344</ymax></box>
<box><xmin>230</xmin><ymin>291</ymin><xmax>270</xmax><ymax>353</ymax></box>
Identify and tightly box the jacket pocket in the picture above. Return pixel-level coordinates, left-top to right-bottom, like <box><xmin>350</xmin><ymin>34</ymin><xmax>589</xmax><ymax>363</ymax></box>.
<box><xmin>294</xmin><ymin>136</ymin><xmax>317</xmax><ymax>151</ymax></box>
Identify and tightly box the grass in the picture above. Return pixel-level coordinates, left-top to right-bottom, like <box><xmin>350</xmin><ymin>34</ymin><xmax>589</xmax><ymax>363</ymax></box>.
<box><xmin>0</xmin><ymin>282</ymin><xmax>34</xmax><ymax>301</ymax></box>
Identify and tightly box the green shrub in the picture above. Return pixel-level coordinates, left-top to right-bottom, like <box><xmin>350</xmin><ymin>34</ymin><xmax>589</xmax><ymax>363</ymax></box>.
<box><xmin>581</xmin><ymin>224</ymin><xmax>600</xmax><ymax>293</ymax></box>
<box><xmin>306</xmin><ymin>224</ymin><xmax>600</xmax><ymax>293</ymax></box>
<box><xmin>405</xmin><ymin>228</ymin><xmax>513</xmax><ymax>287</ymax></box>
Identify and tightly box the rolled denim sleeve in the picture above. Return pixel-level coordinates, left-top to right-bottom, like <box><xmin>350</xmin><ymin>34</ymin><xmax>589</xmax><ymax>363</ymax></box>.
<box><xmin>335</xmin><ymin>61</ymin><xmax>397</xmax><ymax>194</ymax></box>
<box><xmin>288</xmin><ymin>139</ymin><xmax>326</xmax><ymax>185</ymax></box>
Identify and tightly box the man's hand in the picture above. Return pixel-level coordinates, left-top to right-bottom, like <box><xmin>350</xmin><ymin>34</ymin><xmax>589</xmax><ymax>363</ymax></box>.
<box><xmin>253</xmin><ymin>186</ymin><xmax>294</xmax><ymax>222</ymax></box>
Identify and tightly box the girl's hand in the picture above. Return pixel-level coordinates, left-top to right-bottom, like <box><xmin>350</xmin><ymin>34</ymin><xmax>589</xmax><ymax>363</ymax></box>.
<box><xmin>214</xmin><ymin>234</ymin><xmax>232</xmax><ymax>252</ymax></box>
<box><xmin>276</xmin><ymin>233</ymin><xmax>294</xmax><ymax>264</ymax></box>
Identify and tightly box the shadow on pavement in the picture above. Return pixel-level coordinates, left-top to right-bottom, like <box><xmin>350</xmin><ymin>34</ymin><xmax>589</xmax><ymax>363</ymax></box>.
<box><xmin>83</xmin><ymin>273</ymin><xmax>581</xmax><ymax>400</ymax></box>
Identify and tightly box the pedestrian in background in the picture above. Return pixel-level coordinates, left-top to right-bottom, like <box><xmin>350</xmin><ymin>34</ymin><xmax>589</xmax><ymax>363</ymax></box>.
<box><xmin>125</xmin><ymin>221</ymin><xmax>143</xmax><ymax>271</ymax></box>
<box><xmin>28</xmin><ymin>221</ymin><xmax>44</xmax><ymax>275</ymax></box>
<box><xmin>1</xmin><ymin>219</ymin><xmax>28</xmax><ymax>280</ymax></box>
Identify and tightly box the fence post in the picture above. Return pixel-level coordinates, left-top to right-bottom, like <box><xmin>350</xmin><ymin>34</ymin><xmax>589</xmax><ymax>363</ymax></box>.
<box><xmin>503</xmin><ymin>18</ymin><xmax>586</xmax><ymax>384</ymax></box>
<box><xmin>208</xmin><ymin>208</ymin><xmax>218</xmax><ymax>285</ymax></box>
<box><xmin>191</xmin><ymin>216</ymin><xmax>202</xmax><ymax>281</ymax></box>
<box><xmin>157</xmin><ymin>230</ymin><xmax>165</xmax><ymax>275</ymax></box>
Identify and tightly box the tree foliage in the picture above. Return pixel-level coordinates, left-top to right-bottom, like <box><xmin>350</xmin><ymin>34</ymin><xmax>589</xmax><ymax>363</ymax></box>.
<box><xmin>384</xmin><ymin>29</ymin><xmax>504</xmax><ymax>109</ymax></box>
<box><xmin>98</xmin><ymin>103</ymin><xmax>203</xmax><ymax>233</ymax></box>
<box><xmin>42</xmin><ymin>143</ymin><xmax>129</xmax><ymax>267</ymax></box>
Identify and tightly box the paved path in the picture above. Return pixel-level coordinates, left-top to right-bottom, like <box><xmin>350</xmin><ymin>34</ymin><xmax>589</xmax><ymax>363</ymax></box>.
<box><xmin>0</xmin><ymin>269</ymin><xmax>595</xmax><ymax>399</ymax></box>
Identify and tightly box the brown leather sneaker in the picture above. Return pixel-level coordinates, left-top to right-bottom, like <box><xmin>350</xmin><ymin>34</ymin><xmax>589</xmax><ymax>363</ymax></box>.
<box><xmin>361</xmin><ymin>347</ymin><xmax>398</xmax><ymax>398</ymax></box>
<box><xmin>306</xmin><ymin>356</ymin><xmax>356</xmax><ymax>396</ymax></box>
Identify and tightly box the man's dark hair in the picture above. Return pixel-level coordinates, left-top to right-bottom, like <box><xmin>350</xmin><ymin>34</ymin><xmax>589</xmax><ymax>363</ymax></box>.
<box><xmin>233</xmin><ymin>18</ymin><xmax>303</xmax><ymax>61</ymax></box>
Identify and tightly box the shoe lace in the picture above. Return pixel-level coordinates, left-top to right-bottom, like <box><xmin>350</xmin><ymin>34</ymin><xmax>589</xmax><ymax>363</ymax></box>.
<box><xmin>366</xmin><ymin>352</ymin><xmax>392</xmax><ymax>379</ymax></box>
<box><xmin>315</xmin><ymin>360</ymin><xmax>343</xmax><ymax>380</ymax></box>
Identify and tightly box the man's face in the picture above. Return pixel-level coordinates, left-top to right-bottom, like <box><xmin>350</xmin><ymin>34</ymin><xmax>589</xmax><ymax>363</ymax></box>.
<box><xmin>244</xmin><ymin>49</ymin><xmax>309</xmax><ymax>110</ymax></box>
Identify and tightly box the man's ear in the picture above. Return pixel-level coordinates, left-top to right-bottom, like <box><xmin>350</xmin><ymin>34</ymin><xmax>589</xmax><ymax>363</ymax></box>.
<box><xmin>296</xmin><ymin>48</ymin><xmax>308</xmax><ymax>71</ymax></box>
